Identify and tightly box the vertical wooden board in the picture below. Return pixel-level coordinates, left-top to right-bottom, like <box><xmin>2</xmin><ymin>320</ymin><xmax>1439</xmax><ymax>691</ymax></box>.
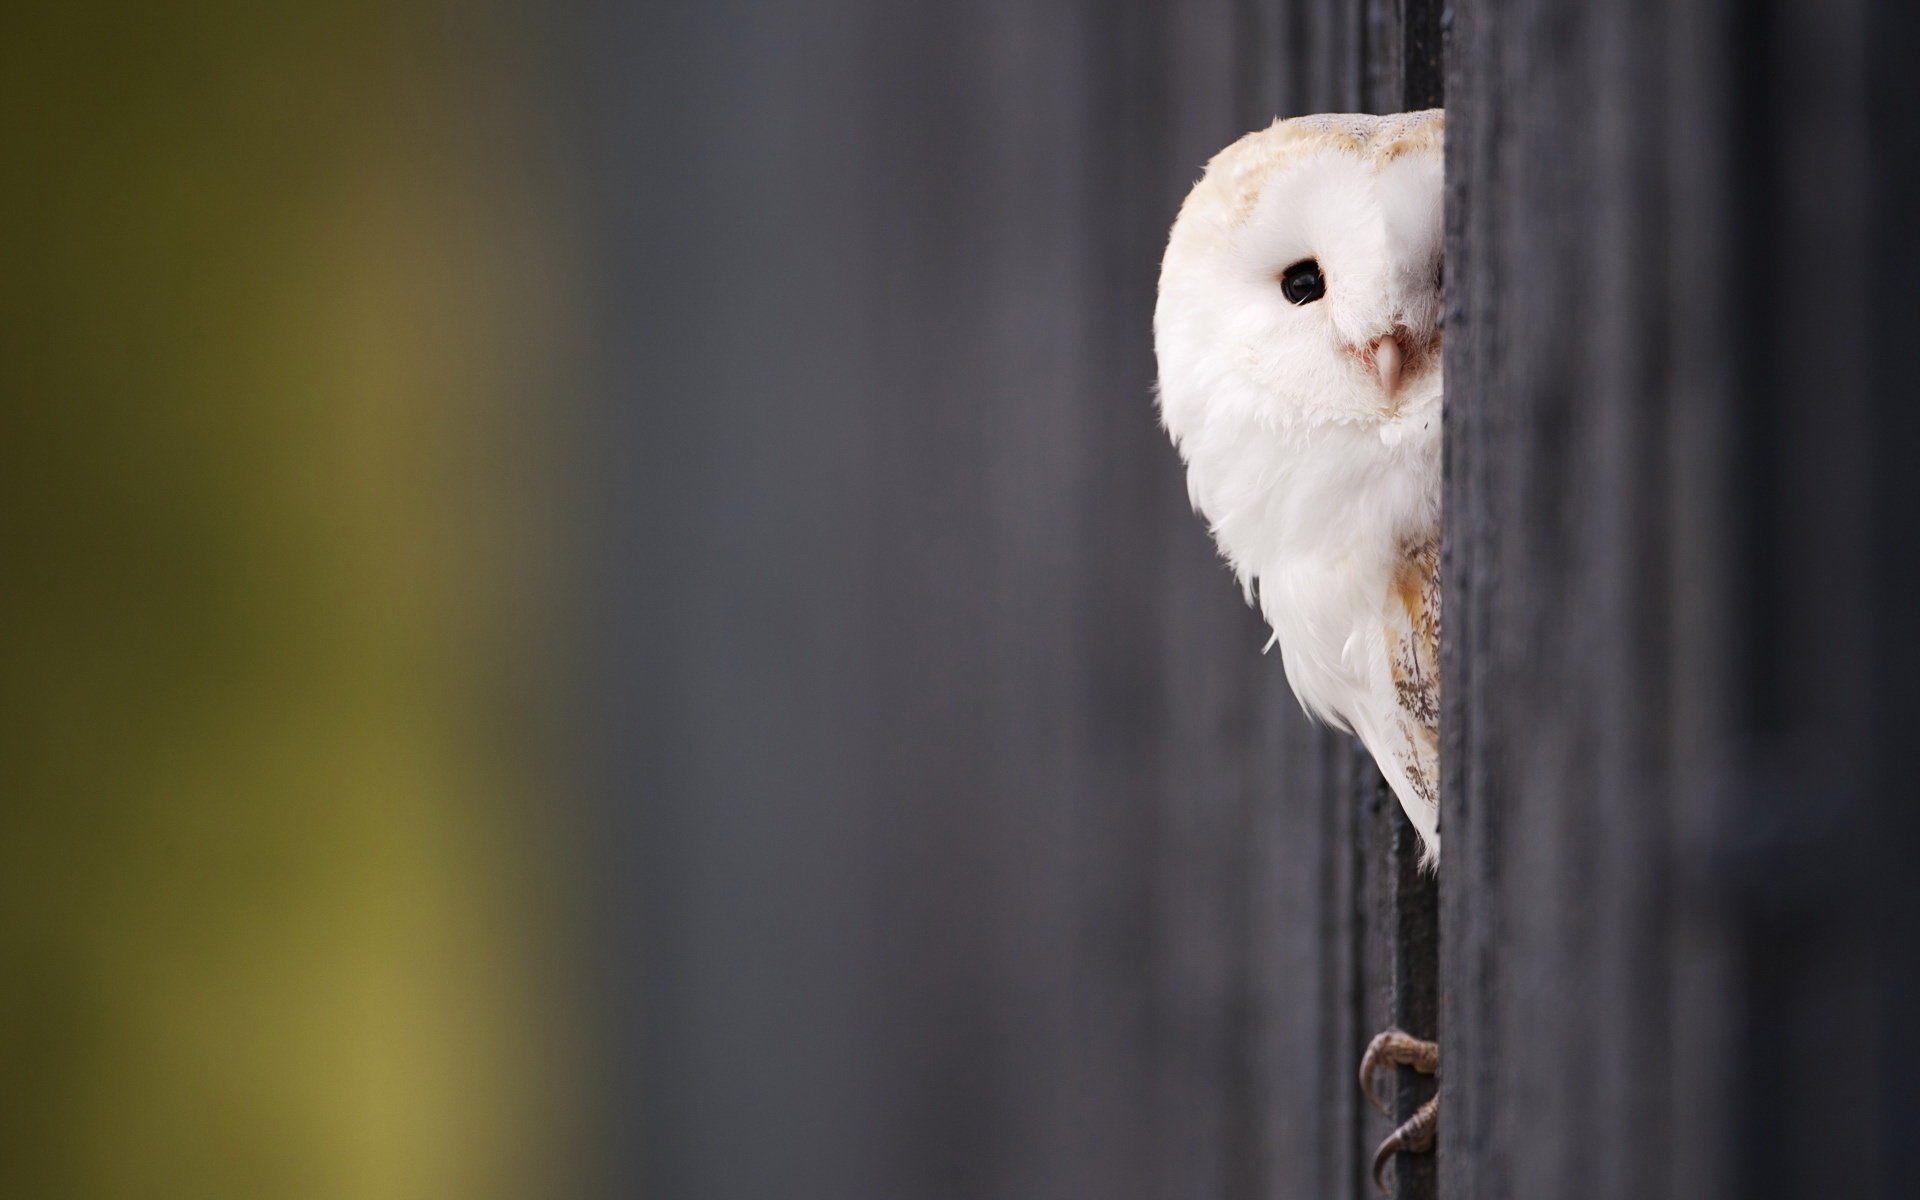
<box><xmin>1442</xmin><ymin>0</ymin><xmax>1645</xmax><ymax>1191</ymax></box>
<box><xmin>1377</xmin><ymin>6</ymin><xmax>1445</xmax><ymax>1199</ymax></box>
<box><xmin>1442</xmin><ymin>0</ymin><xmax>1583</xmax><ymax>1193</ymax></box>
<box><xmin>1440</xmin><ymin>0</ymin><xmax>1920</xmax><ymax>1197</ymax></box>
<box><xmin>1868</xmin><ymin>6</ymin><xmax>1920</xmax><ymax>1199</ymax></box>
<box><xmin>1719</xmin><ymin>0</ymin><xmax>1890</xmax><ymax>1196</ymax></box>
<box><xmin>1438</xmin><ymin>0</ymin><xmax>1508</xmax><ymax>1192</ymax></box>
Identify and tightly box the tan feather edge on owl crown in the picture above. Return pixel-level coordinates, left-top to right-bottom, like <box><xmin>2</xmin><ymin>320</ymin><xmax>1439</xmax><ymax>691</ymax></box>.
<box><xmin>1194</xmin><ymin>110</ymin><xmax>1445</xmax><ymax>228</ymax></box>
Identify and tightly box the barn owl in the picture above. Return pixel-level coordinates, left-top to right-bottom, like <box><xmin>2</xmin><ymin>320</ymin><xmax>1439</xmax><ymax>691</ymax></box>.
<box><xmin>1153</xmin><ymin>110</ymin><xmax>1445</xmax><ymax>1189</ymax></box>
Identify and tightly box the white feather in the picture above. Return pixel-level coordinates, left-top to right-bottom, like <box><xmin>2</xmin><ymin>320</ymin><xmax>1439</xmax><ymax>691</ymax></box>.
<box><xmin>1155</xmin><ymin>112</ymin><xmax>1446</xmax><ymax>860</ymax></box>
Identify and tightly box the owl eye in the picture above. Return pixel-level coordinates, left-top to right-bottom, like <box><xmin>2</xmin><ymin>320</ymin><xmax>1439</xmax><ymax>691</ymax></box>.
<box><xmin>1280</xmin><ymin>259</ymin><xmax>1326</xmax><ymax>305</ymax></box>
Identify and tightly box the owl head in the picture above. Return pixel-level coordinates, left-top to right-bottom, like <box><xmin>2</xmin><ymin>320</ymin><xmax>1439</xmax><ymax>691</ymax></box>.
<box><xmin>1155</xmin><ymin>112</ymin><xmax>1444</xmax><ymax>445</ymax></box>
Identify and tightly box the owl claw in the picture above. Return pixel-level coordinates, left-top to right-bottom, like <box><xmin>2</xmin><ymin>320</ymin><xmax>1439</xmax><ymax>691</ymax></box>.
<box><xmin>1358</xmin><ymin>1027</ymin><xmax>1439</xmax><ymax>1115</ymax></box>
<box><xmin>1371</xmin><ymin>1094</ymin><xmax>1439</xmax><ymax>1192</ymax></box>
<box><xmin>1358</xmin><ymin>1028</ymin><xmax>1439</xmax><ymax>1191</ymax></box>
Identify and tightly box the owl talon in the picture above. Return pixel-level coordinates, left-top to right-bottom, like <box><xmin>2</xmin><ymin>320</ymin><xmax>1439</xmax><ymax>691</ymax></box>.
<box><xmin>1370</xmin><ymin>1094</ymin><xmax>1438</xmax><ymax>1193</ymax></box>
<box><xmin>1358</xmin><ymin>1028</ymin><xmax>1438</xmax><ymax>1192</ymax></box>
<box><xmin>1358</xmin><ymin>1027</ymin><xmax>1439</xmax><ymax>1116</ymax></box>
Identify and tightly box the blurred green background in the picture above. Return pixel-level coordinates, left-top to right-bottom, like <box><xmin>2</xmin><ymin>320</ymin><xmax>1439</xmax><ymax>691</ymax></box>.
<box><xmin>4</xmin><ymin>6</ymin><xmax>578</xmax><ymax>1196</ymax></box>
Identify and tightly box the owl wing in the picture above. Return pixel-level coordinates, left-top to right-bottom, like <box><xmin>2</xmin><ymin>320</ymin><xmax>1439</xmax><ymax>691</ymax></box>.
<box><xmin>1378</xmin><ymin>536</ymin><xmax>1441</xmax><ymax>851</ymax></box>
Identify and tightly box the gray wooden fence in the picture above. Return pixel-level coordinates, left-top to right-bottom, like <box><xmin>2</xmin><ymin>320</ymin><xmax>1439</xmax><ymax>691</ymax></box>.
<box><xmin>577</xmin><ymin>1</ymin><xmax>1920</xmax><ymax>1197</ymax></box>
<box><xmin>1444</xmin><ymin>0</ymin><xmax>1920</xmax><ymax>1197</ymax></box>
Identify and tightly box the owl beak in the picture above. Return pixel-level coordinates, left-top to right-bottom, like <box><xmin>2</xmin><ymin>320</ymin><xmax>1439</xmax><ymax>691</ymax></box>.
<box><xmin>1372</xmin><ymin>334</ymin><xmax>1405</xmax><ymax>398</ymax></box>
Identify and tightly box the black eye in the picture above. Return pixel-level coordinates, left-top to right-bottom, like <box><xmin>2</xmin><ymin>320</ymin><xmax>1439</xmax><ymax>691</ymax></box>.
<box><xmin>1280</xmin><ymin>259</ymin><xmax>1325</xmax><ymax>305</ymax></box>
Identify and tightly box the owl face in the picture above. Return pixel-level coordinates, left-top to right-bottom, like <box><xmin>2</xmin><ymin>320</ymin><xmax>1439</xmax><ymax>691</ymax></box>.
<box><xmin>1157</xmin><ymin>113</ymin><xmax>1444</xmax><ymax>437</ymax></box>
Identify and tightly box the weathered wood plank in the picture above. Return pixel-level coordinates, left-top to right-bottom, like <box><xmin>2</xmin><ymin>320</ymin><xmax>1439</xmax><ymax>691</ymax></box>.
<box><xmin>1442</xmin><ymin>0</ymin><xmax>1920</xmax><ymax>1197</ymax></box>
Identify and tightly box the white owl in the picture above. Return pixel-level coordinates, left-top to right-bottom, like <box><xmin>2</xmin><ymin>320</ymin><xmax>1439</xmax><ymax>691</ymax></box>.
<box><xmin>1153</xmin><ymin>110</ymin><xmax>1445</xmax><ymax>1186</ymax></box>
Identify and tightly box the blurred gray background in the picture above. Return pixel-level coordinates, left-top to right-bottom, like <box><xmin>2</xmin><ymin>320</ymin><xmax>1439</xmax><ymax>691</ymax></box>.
<box><xmin>570</xmin><ymin>3</ymin><xmax>1390</xmax><ymax>1198</ymax></box>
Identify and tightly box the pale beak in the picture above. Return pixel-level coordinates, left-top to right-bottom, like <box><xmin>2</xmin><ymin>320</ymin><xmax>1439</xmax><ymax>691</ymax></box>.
<box><xmin>1373</xmin><ymin>334</ymin><xmax>1404</xmax><ymax>398</ymax></box>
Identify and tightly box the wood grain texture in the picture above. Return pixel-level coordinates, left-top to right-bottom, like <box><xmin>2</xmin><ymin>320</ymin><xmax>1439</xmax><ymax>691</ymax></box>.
<box><xmin>1441</xmin><ymin>0</ymin><xmax>1920</xmax><ymax>1197</ymax></box>
<box><xmin>1367</xmin><ymin>7</ymin><xmax>1445</xmax><ymax>1200</ymax></box>
<box><xmin>1442</xmin><ymin>0</ymin><xmax>1693</xmax><ymax>1192</ymax></box>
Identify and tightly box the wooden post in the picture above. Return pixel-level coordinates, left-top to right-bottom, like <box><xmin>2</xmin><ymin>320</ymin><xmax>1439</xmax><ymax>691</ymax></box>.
<box><xmin>1441</xmin><ymin>0</ymin><xmax>1920</xmax><ymax>1197</ymax></box>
